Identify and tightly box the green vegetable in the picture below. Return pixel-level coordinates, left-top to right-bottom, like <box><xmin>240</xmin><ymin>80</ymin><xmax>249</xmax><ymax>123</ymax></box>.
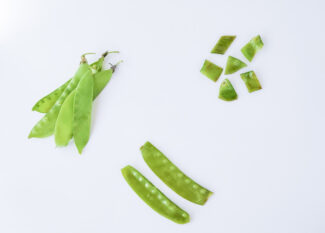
<box><xmin>224</xmin><ymin>56</ymin><xmax>247</xmax><ymax>75</ymax></box>
<box><xmin>32</xmin><ymin>79</ymin><xmax>71</xmax><ymax>113</ymax></box>
<box><xmin>240</xmin><ymin>71</ymin><xmax>262</xmax><ymax>93</ymax></box>
<box><xmin>73</xmin><ymin>70</ymin><xmax>94</xmax><ymax>154</ymax></box>
<box><xmin>218</xmin><ymin>79</ymin><xmax>237</xmax><ymax>101</ymax></box>
<box><xmin>211</xmin><ymin>35</ymin><xmax>236</xmax><ymax>54</ymax></box>
<box><xmin>28</xmin><ymin>55</ymin><xmax>91</xmax><ymax>138</ymax></box>
<box><xmin>141</xmin><ymin>142</ymin><xmax>213</xmax><ymax>205</ymax></box>
<box><xmin>241</xmin><ymin>35</ymin><xmax>264</xmax><ymax>62</ymax></box>
<box><xmin>200</xmin><ymin>59</ymin><xmax>223</xmax><ymax>82</ymax></box>
<box><xmin>54</xmin><ymin>90</ymin><xmax>76</xmax><ymax>146</ymax></box>
<box><xmin>121</xmin><ymin>165</ymin><xmax>190</xmax><ymax>224</ymax></box>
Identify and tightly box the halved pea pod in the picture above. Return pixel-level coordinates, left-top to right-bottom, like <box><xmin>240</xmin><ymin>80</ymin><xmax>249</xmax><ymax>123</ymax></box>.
<box><xmin>219</xmin><ymin>79</ymin><xmax>237</xmax><ymax>101</ymax></box>
<box><xmin>211</xmin><ymin>35</ymin><xmax>236</xmax><ymax>54</ymax></box>
<box><xmin>241</xmin><ymin>35</ymin><xmax>264</xmax><ymax>62</ymax></box>
<box><xmin>121</xmin><ymin>165</ymin><xmax>190</xmax><ymax>224</ymax></box>
<box><xmin>224</xmin><ymin>56</ymin><xmax>247</xmax><ymax>75</ymax></box>
<box><xmin>240</xmin><ymin>71</ymin><xmax>262</xmax><ymax>93</ymax></box>
<box><xmin>200</xmin><ymin>59</ymin><xmax>223</xmax><ymax>82</ymax></box>
<box><xmin>141</xmin><ymin>142</ymin><xmax>213</xmax><ymax>205</ymax></box>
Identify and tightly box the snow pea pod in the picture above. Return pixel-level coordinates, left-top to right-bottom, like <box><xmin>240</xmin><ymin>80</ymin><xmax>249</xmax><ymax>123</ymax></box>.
<box><xmin>54</xmin><ymin>89</ymin><xmax>76</xmax><ymax>146</ymax></box>
<box><xmin>240</xmin><ymin>71</ymin><xmax>262</xmax><ymax>93</ymax></box>
<box><xmin>211</xmin><ymin>35</ymin><xmax>236</xmax><ymax>54</ymax></box>
<box><xmin>141</xmin><ymin>142</ymin><xmax>213</xmax><ymax>205</ymax></box>
<box><xmin>28</xmin><ymin>57</ymin><xmax>91</xmax><ymax>138</ymax></box>
<box><xmin>73</xmin><ymin>70</ymin><xmax>94</xmax><ymax>154</ymax></box>
<box><xmin>219</xmin><ymin>79</ymin><xmax>237</xmax><ymax>101</ymax></box>
<box><xmin>224</xmin><ymin>56</ymin><xmax>247</xmax><ymax>75</ymax></box>
<box><xmin>241</xmin><ymin>35</ymin><xmax>264</xmax><ymax>62</ymax></box>
<box><xmin>121</xmin><ymin>165</ymin><xmax>190</xmax><ymax>224</ymax></box>
<box><xmin>32</xmin><ymin>79</ymin><xmax>71</xmax><ymax>113</ymax></box>
<box><xmin>200</xmin><ymin>59</ymin><xmax>223</xmax><ymax>82</ymax></box>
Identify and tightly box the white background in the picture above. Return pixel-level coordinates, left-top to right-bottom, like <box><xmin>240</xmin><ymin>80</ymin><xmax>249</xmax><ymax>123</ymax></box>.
<box><xmin>1</xmin><ymin>0</ymin><xmax>324</xmax><ymax>232</ymax></box>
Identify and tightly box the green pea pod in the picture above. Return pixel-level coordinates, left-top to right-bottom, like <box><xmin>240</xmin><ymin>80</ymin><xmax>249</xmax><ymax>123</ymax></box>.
<box><xmin>224</xmin><ymin>56</ymin><xmax>247</xmax><ymax>75</ymax></box>
<box><xmin>73</xmin><ymin>70</ymin><xmax>94</xmax><ymax>154</ymax></box>
<box><xmin>28</xmin><ymin>61</ymin><xmax>90</xmax><ymax>138</ymax></box>
<box><xmin>219</xmin><ymin>79</ymin><xmax>238</xmax><ymax>101</ymax></box>
<box><xmin>241</xmin><ymin>35</ymin><xmax>264</xmax><ymax>62</ymax></box>
<box><xmin>200</xmin><ymin>59</ymin><xmax>223</xmax><ymax>82</ymax></box>
<box><xmin>54</xmin><ymin>89</ymin><xmax>76</xmax><ymax>146</ymax></box>
<box><xmin>32</xmin><ymin>79</ymin><xmax>71</xmax><ymax>113</ymax></box>
<box><xmin>211</xmin><ymin>35</ymin><xmax>236</xmax><ymax>54</ymax></box>
<box><xmin>93</xmin><ymin>69</ymin><xmax>113</xmax><ymax>99</ymax></box>
<box><xmin>240</xmin><ymin>71</ymin><xmax>262</xmax><ymax>93</ymax></box>
<box><xmin>141</xmin><ymin>142</ymin><xmax>213</xmax><ymax>205</ymax></box>
<box><xmin>121</xmin><ymin>165</ymin><xmax>190</xmax><ymax>224</ymax></box>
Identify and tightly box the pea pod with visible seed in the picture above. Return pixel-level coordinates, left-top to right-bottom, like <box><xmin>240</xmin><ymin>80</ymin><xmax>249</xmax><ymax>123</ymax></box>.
<box><xmin>141</xmin><ymin>142</ymin><xmax>213</xmax><ymax>205</ymax></box>
<box><xmin>73</xmin><ymin>70</ymin><xmax>94</xmax><ymax>154</ymax></box>
<box><xmin>219</xmin><ymin>79</ymin><xmax>237</xmax><ymax>101</ymax></box>
<box><xmin>54</xmin><ymin>89</ymin><xmax>76</xmax><ymax>146</ymax></box>
<box><xmin>28</xmin><ymin>54</ymin><xmax>92</xmax><ymax>138</ymax></box>
<box><xmin>121</xmin><ymin>165</ymin><xmax>190</xmax><ymax>224</ymax></box>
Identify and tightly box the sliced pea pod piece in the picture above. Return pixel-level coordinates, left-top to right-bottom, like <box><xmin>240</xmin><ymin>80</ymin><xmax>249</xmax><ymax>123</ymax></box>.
<box><xmin>121</xmin><ymin>165</ymin><xmax>190</xmax><ymax>224</ymax></box>
<box><xmin>200</xmin><ymin>59</ymin><xmax>223</xmax><ymax>82</ymax></box>
<box><xmin>224</xmin><ymin>56</ymin><xmax>247</xmax><ymax>75</ymax></box>
<box><xmin>141</xmin><ymin>142</ymin><xmax>213</xmax><ymax>205</ymax></box>
<box><xmin>211</xmin><ymin>35</ymin><xmax>236</xmax><ymax>54</ymax></box>
<box><xmin>240</xmin><ymin>71</ymin><xmax>262</xmax><ymax>93</ymax></box>
<box><xmin>219</xmin><ymin>79</ymin><xmax>237</xmax><ymax>101</ymax></box>
<box><xmin>32</xmin><ymin>79</ymin><xmax>71</xmax><ymax>113</ymax></box>
<box><xmin>241</xmin><ymin>35</ymin><xmax>264</xmax><ymax>62</ymax></box>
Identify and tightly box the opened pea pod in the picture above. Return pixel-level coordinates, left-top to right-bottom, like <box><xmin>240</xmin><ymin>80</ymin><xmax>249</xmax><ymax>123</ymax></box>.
<box><xmin>141</xmin><ymin>142</ymin><xmax>213</xmax><ymax>205</ymax></box>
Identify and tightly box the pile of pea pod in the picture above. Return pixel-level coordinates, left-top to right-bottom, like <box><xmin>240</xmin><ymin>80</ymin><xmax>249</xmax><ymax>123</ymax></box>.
<box><xmin>28</xmin><ymin>51</ymin><xmax>121</xmax><ymax>153</ymax></box>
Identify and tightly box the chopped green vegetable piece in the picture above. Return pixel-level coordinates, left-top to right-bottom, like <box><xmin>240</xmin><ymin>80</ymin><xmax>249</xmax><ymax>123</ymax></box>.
<box><xmin>211</xmin><ymin>35</ymin><xmax>236</xmax><ymax>54</ymax></box>
<box><xmin>219</xmin><ymin>79</ymin><xmax>237</xmax><ymax>101</ymax></box>
<box><xmin>241</xmin><ymin>35</ymin><xmax>264</xmax><ymax>62</ymax></box>
<box><xmin>121</xmin><ymin>165</ymin><xmax>190</xmax><ymax>224</ymax></box>
<box><xmin>224</xmin><ymin>56</ymin><xmax>247</xmax><ymax>75</ymax></box>
<box><xmin>200</xmin><ymin>59</ymin><xmax>223</xmax><ymax>82</ymax></box>
<box><xmin>141</xmin><ymin>142</ymin><xmax>213</xmax><ymax>205</ymax></box>
<box><xmin>240</xmin><ymin>71</ymin><xmax>262</xmax><ymax>93</ymax></box>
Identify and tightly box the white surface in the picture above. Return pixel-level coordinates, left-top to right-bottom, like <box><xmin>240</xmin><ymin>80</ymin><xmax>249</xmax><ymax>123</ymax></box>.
<box><xmin>1</xmin><ymin>0</ymin><xmax>325</xmax><ymax>232</ymax></box>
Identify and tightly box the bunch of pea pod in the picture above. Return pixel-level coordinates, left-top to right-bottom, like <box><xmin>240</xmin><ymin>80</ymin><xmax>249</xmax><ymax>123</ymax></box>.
<box><xmin>28</xmin><ymin>51</ymin><xmax>121</xmax><ymax>153</ymax></box>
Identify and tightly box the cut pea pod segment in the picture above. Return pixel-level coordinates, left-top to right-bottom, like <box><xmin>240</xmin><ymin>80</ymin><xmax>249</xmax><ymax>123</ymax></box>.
<box><xmin>211</xmin><ymin>35</ymin><xmax>236</xmax><ymax>54</ymax></box>
<box><xmin>200</xmin><ymin>59</ymin><xmax>223</xmax><ymax>82</ymax></box>
<box><xmin>240</xmin><ymin>71</ymin><xmax>262</xmax><ymax>93</ymax></box>
<box><xmin>241</xmin><ymin>35</ymin><xmax>264</xmax><ymax>62</ymax></box>
<box><xmin>224</xmin><ymin>56</ymin><xmax>247</xmax><ymax>75</ymax></box>
<box><xmin>219</xmin><ymin>79</ymin><xmax>238</xmax><ymax>101</ymax></box>
<box><xmin>141</xmin><ymin>142</ymin><xmax>213</xmax><ymax>205</ymax></box>
<box><xmin>121</xmin><ymin>165</ymin><xmax>190</xmax><ymax>224</ymax></box>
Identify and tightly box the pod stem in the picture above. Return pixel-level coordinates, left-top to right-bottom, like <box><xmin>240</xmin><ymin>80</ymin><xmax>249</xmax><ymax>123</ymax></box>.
<box><xmin>110</xmin><ymin>60</ymin><xmax>123</xmax><ymax>73</ymax></box>
<box><xmin>81</xmin><ymin>52</ymin><xmax>96</xmax><ymax>64</ymax></box>
<box><xmin>102</xmin><ymin>50</ymin><xmax>119</xmax><ymax>58</ymax></box>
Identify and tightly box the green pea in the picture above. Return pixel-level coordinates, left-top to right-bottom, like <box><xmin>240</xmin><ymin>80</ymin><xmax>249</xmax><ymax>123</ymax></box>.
<box><xmin>54</xmin><ymin>90</ymin><xmax>76</xmax><ymax>146</ymax></box>
<box><xmin>211</xmin><ymin>35</ymin><xmax>236</xmax><ymax>54</ymax></box>
<box><xmin>200</xmin><ymin>59</ymin><xmax>223</xmax><ymax>82</ymax></box>
<box><xmin>121</xmin><ymin>165</ymin><xmax>190</xmax><ymax>224</ymax></box>
<box><xmin>28</xmin><ymin>60</ymin><xmax>90</xmax><ymax>138</ymax></box>
<box><xmin>240</xmin><ymin>71</ymin><xmax>262</xmax><ymax>93</ymax></box>
<box><xmin>73</xmin><ymin>70</ymin><xmax>94</xmax><ymax>154</ymax></box>
<box><xmin>141</xmin><ymin>142</ymin><xmax>213</xmax><ymax>205</ymax></box>
<box><xmin>241</xmin><ymin>35</ymin><xmax>264</xmax><ymax>62</ymax></box>
<box><xmin>219</xmin><ymin>79</ymin><xmax>238</xmax><ymax>101</ymax></box>
<box><xmin>32</xmin><ymin>79</ymin><xmax>71</xmax><ymax>113</ymax></box>
<box><xmin>224</xmin><ymin>56</ymin><xmax>247</xmax><ymax>75</ymax></box>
